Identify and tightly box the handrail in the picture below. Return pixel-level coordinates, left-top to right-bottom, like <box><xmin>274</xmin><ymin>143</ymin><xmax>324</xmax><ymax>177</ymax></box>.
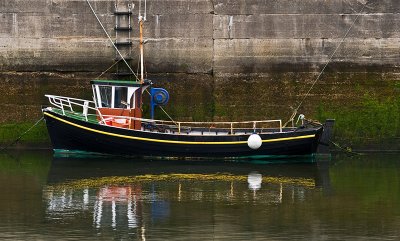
<box><xmin>98</xmin><ymin>114</ymin><xmax>283</xmax><ymax>133</ymax></box>
<box><xmin>46</xmin><ymin>95</ymin><xmax>96</xmax><ymax>105</ymax></box>
<box><xmin>46</xmin><ymin>95</ymin><xmax>283</xmax><ymax>133</ymax></box>
<box><xmin>46</xmin><ymin>94</ymin><xmax>97</xmax><ymax>120</ymax></box>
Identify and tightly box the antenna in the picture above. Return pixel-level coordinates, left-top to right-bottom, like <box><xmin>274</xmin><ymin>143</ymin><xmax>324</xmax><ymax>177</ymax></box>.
<box><xmin>144</xmin><ymin>0</ymin><xmax>147</xmax><ymax>21</ymax></box>
<box><xmin>138</xmin><ymin>0</ymin><xmax>147</xmax><ymax>20</ymax></box>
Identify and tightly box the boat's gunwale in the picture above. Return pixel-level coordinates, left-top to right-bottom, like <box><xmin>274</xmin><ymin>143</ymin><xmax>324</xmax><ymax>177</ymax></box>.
<box><xmin>43</xmin><ymin>109</ymin><xmax>320</xmax><ymax>145</ymax></box>
<box><xmin>45</xmin><ymin>106</ymin><xmax>309</xmax><ymax>136</ymax></box>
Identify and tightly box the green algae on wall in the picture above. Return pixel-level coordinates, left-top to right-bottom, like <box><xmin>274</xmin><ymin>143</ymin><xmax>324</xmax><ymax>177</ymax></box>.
<box><xmin>315</xmin><ymin>94</ymin><xmax>400</xmax><ymax>146</ymax></box>
<box><xmin>0</xmin><ymin>121</ymin><xmax>50</xmax><ymax>146</ymax></box>
<box><xmin>0</xmin><ymin>72</ymin><xmax>399</xmax><ymax>149</ymax></box>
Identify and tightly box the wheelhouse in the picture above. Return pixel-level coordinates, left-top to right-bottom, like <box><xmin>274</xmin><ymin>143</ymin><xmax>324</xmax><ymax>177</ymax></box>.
<box><xmin>91</xmin><ymin>80</ymin><xmax>150</xmax><ymax>130</ymax></box>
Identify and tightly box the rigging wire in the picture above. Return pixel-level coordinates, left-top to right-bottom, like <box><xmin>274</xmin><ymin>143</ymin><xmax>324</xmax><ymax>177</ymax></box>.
<box><xmin>87</xmin><ymin>0</ymin><xmax>176</xmax><ymax>124</ymax></box>
<box><xmin>94</xmin><ymin>59</ymin><xmax>122</xmax><ymax>80</ymax></box>
<box><xmin>159</xmin><ymin>105</ymin><xmax>177</xmax><ymax>125</ymax></box>
<box><xmin>144</xmin><ymin>88</ymin><xmax>178</xmax><ymax>125</ymax></box>
<box><xmin>285</xmin><ymin>1</ymin><xmax>370</xmax><ymax>126</ymax></box>
<box><xmin>85</xmin><ymin>0</ymin><xmax>139</xmax><ymax>81</ymax></box>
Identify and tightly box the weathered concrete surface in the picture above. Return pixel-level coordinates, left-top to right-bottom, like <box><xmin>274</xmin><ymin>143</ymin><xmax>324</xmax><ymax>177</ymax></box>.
<box><xmin>0</xmin><ymin>0</ymin><xmax>214</xmax><ymax>73</ymax></box>
<box><xmin>0</xmin><ymin>0</ymin><xmax>399</xmax><ymax>74</ymax></box>
<box><xmin>213</xmin><ymin>0</ymin><xmax>400</xmax><ymax>75</ymax></box>
<box><xmin>0</xmin><ymin>0</ymin><xmax>399</xmax><ymax>146</ymax></box>
<box><xmin>0</xmin><ymin>71</ymin><xmax>93</xmax><ymax>123</ymax></box>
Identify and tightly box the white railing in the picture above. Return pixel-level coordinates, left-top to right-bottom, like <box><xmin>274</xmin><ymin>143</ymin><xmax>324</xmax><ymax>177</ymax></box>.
<box><xmin>46</xmin><ymin>95</ymin><xmax>283</xmax><ymax>134</ymax></box>
<box><xmin>98</xmin><ymin>115</ymin><xmax>283</xmax><ymax>134</ymax></box>
<box><xmin>172</xmin><ymin>119</ymin><xmax>283</xmax><ymax>134</ymax></box>
<box><xmin>46</xmin><ymin>95</ymin><xmax>97</xmax><ymax>121</ymax></box>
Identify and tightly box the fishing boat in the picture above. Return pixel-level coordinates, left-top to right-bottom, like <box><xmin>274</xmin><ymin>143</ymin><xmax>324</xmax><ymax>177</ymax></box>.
<box><xmin>42</xmin><ymin>0</ymin><xmax>333</xmax><ymax>159</ymax></box>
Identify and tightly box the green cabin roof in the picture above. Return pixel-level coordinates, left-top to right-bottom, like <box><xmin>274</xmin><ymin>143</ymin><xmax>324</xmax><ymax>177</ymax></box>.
<box><xmin>90</xmin><ymin>79</ymin><xmax>151</xmax><ymax>87</ymax></box>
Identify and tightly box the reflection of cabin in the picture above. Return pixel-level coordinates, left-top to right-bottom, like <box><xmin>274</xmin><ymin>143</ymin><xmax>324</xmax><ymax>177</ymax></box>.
<box><xmin>94</xmin><ymin>186</ymin><xmax>140</xmax><ymax>229</ymax></box>
<box><xmin>44</xmin><ymin>186</ymin><xmax>142</xmax><ymax>230</ymax></box>
<box><xmin>91</xmin><ymin>80</ymin><xmax>150</xmax><ymax>130</ymax></box>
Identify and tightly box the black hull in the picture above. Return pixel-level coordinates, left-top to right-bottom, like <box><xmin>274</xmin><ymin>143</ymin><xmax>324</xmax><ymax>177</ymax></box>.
<box><xmin>43</xmin><ymin>109</ymin><xmax>323</xmax><ymax>158</ymax></box>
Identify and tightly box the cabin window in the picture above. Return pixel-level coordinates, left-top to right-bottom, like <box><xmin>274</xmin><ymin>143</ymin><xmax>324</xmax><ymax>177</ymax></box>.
<box><xmin>114</xmin><ymin>87</ymin><xmax>128</xmax><ymax>108</ymax></box>
<box><xmin>99</xmin><ymin>86</ymin><xmax>112</xmax><ymax>108</ymax></box>
<box><xmin>94</xmin><ymin>84</ymin><xmax>140</xmax><ymax>109</ymax></box>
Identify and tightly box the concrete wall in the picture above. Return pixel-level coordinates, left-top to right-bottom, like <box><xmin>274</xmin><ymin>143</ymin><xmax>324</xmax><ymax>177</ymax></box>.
<box><xmin>1</xmin><ymin>0</ymin><xmax>399</xmax><ymax>74</ymax></box>
<box><xmin>0</xmin><ymin>0</ymin><xmax>399</xmax><ymax>145</ymax></box>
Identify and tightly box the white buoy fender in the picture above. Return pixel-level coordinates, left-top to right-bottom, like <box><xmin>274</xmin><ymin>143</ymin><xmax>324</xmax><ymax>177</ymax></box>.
<box><xmin>247</xmin><ymin>134</ymin><xmax>262</xmax><ymax>150</ymax></box>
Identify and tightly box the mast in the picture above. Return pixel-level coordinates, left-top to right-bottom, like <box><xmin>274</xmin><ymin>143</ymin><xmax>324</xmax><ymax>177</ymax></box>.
<box><xmin>139</xmin><ymin>16</ymin><xmax>144</xmax><ymax>84</ymax></box>
<box><xmin>139</xmin><ymin>0</ymin><xmax>146</xmax><ymax>84</ymax></box>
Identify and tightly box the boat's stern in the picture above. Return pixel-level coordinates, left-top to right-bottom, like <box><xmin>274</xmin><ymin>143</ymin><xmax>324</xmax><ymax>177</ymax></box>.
<box><xmin>317</xmin><ymin>119</ymin><xmax>335</xmax><ymax>154</ymax></box>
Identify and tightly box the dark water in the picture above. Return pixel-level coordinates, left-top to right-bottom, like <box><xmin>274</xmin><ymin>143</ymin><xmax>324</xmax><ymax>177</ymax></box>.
<box><xmin>0</xmin><ymin>151</ymin><xmax>399</xmax><ymax>240</ymax></box>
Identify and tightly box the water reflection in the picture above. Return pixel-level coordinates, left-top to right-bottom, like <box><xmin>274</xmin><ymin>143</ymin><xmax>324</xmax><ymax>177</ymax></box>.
<box><xmin>247</xmin><ymin>172</ymin><xmax>262</xmax><ymax>191</ymax></box>
<box><xmin>45</xmin><ymin>184</ymin><xmax>143</xmax><ymax>233</ymax></box>
<box><xmin>42</xmin><ymin>156</ymin><xmax>328</xmax><ymax>236</ymax></box>
<box><xmin>4</xmin><ymin>152</ymin><xmax>400</xmax><ymax>240</ymax></box>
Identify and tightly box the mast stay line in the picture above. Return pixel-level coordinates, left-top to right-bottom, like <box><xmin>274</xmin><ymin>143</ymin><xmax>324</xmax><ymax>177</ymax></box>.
<box><xmin>85</xmin><ymin>0</ymin><xmax>139</xmax><ymax>81</ymax></box>
<box><xmin>86</xmin><ymin>0</ymin><xmax>177</xmax><ymax>124</ymax></box>
<box><xmin>285</xmin><ymin>1</ymin><xmax>370</xmax><ymax>127</ymax></box>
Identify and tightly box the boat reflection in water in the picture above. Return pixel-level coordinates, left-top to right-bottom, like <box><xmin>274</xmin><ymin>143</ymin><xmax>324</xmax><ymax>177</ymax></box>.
<box><xmin>93</xmin><ymin>186</ymin><xmax>141</xmax><ymax>229</ymax></box>
<box><xmin>43</xmin><ymin>156</ymin><xmax>331</xmax><ymax>237</ymax></box>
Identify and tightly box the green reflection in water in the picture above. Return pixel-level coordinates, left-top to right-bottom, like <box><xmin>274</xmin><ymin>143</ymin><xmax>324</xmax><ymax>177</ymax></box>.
<box><xmin>0</xmin><ymin>151</ymin><xmax>52</xmax><ymax>238</ymax></box>
<box><xmin>0</xmin><ymin>150</ymin><xmax>52</xmax><ymax>183</ymax></box>
<box><xmin>330</xmin><ymin>154</ymin><xmax>400</xmax><ymax>208</ymax></box>
<box><xmin>0</xmin><ymin>152</ymin><xmax>400</xmax><ymax>240</ymax></box>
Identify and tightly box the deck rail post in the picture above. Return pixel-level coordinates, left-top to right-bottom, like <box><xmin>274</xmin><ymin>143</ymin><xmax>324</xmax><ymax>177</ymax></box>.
<box><xmin>83</xmin><ymin>101</ymin><xmax>89</xmax><ymax>121</ymax></box>
<box><xmin>59</xmin><ymin>98</ymin><xmax>65</xmax><ymax>115</ymax></box>
<box><xmin>68</xmin><ymin>98</ymin><xmax>73</xmax><ymax>111</ymax></box>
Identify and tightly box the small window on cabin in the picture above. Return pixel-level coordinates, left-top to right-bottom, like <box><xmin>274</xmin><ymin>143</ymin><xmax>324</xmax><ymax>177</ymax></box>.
<box><xmin>114</xmin><ymin>87</ymin><xmax>128</xmax><ymax>108</ymax></box>
<box><xmin>99</xmin><ymin>86</ymin><xmax>112</xmax><ymax>108</ymax></box>
<box><xmin>129</xmin><ymin>94</ymin><xmax>135</xmax><ymax>108</ymax></box>
<box><xmin>124</xmin><ymin>87</ymin><xmax>138</xmax><ymax>109</ymax></box>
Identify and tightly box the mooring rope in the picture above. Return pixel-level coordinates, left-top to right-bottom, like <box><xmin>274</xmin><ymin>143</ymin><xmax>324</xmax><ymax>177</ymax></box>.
<box><xmin>0</xmin><ymin>116</ymin><xmax>44</xmax><ymax>152</ymax></box>
<box><xmin>286</xmin><ymin>1</ymin><xmax>370</xmax><ymax>126</ymax></box>
<box><xmin>330</xmin><ymin>140</ymin><xmax>362</xmax><ymax>156</ymax></box>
